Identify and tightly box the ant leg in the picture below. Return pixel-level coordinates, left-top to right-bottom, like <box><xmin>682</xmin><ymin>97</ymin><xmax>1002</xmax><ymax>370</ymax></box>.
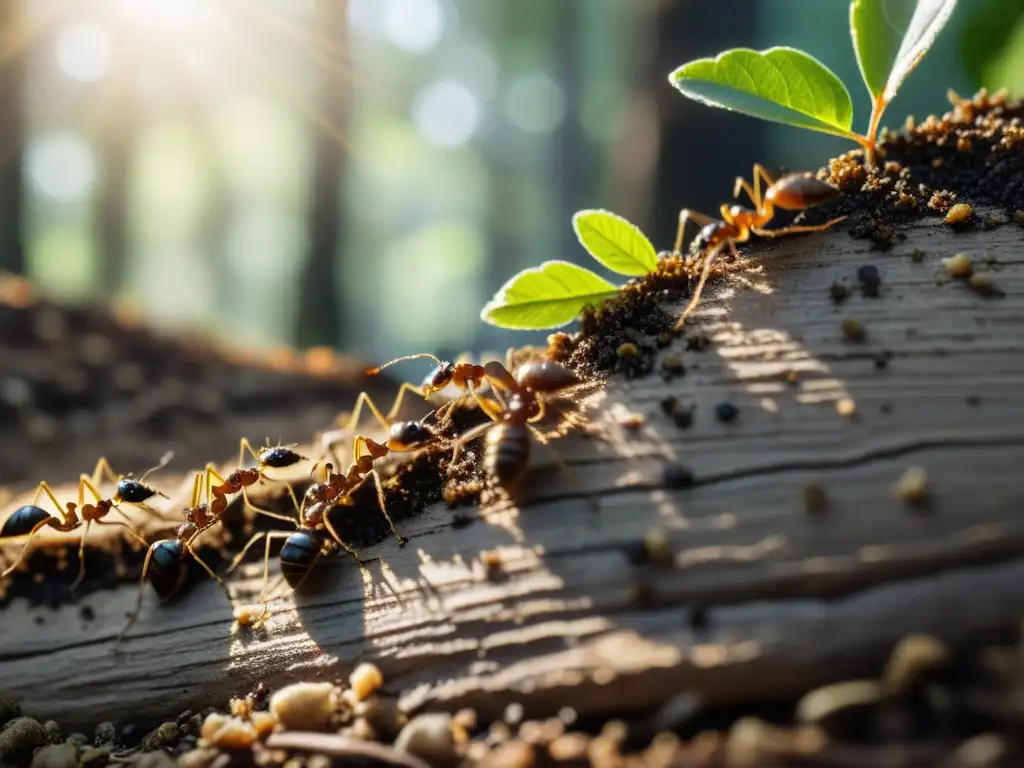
<box><xmin>183</xmin><ymin>538</ymin><xmax>232</xmax><ymax>602</ymax></box>
<box><xmin>117</xmin><ymin>546</ymin><xmax>157</xmax><ymax>643</ymax></box>
<box><xmin>320</xmin><ymin>506</ymin><xmax>363</xmax><ymax>565</ymax></box>
<box><xmin>238</xmin><ymin>438</ymin><xmax>265</xmax><ymax>469</ymax></box>
<box><xmin>88</xmin><ymin>456</ymin><xmax>121</xmax><ymax>487</ymax></box>
<box><xmin>204</xmin><ymin>465</ymin><xmax>296</xmax><ymax>524</ymax></box>
<box><xmin>751</xmin><ymin>215</ymin><xmax>848</xmax><ymax>238</ymax></box>
<box><xmin>336</xmin><ymin>386</ymin><xmax>426</xmax><ymax>438</ymax></box>
<box><xmin>674</xmin><ymin>209</ymin><xmax>719</xmax><ymax>254</ymax></box>
<box><xmin>71</xmin><ymin>520</ymin><xmax>92</xmax><ymax>591</ymax></box>
<box><xmin>366</xmin><ymin>469</ymin><xmax>405</xmax><ymax>546</ymax></box>
<box><xmin>0</xmin><ymin>517</ymin><xmax>57</xmax><ymax>577</ymax></box>
<box><xmin>674</xmin><ymin>241</ymin><xmax>729</xmax><ymax>330</ymax></box>
<box><xmin>451</xmin><ymin>419</ymin><xmax>498</xmax><ymax>464</ymax></box>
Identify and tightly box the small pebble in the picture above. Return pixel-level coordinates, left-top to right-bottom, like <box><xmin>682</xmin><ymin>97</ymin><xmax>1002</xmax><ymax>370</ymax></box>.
<box><xmin>199</xmin><ymin>714</ymin><xmax>256</xmax><ymax>750</ymax></box>
<box><xmin>548</xmin><ymin>732</ymin><xmax>589</xmax><ymax>761</ymax></box>
<box><xmin>883</xmin><ymin>634</ymin><xmax>950</xmax><ymax>696</ymax></box>
<box><xmin>0</xmin><ymin>693</ymin><xmax>20</xmax><ymax>726</ymax></box>
<box><xmin>803</xmin><ymin>483</ymin><xmax>827</xmax><ymax>516</ymax></box>
<box><xmin>836</xmin><ymin>397</ymin><xmax>856</xmax><ymax>419</ymax></box>
<box><xmin>671</xmin><ymin>405</ymin><xmax>694</xmax><ymax>430</ymax></box>
<box><xmin>715</xmin><ymin>402</ymin><xmax>738</xmax><ymax>424</ymax></box>
<box><xmin>894</xmin><ymin>466</ymin><xmax>930</xmax><ymax>509</ymax></box>
<box><xmin>92</xmin><ymin>722</ymin><xmax>116</xmax><ymax>747</ymax></box>
<box><xmin>504</xmin><ymin>703</ymin><xmax>524</xmax><ymax>727</ymax></box>
<box><xmin>874</xmin><ymin>350</ymin><xmax>892</xmax><ymax>369</ymax></box>
<box><xmin>857</xmin><ymin>265</ymin><xmax>881</xmax><ymax>297</ymax></box>
<box><xmin>982</xmin><ymin>214</ymin><xmax>1000</xmax><ymax>230</ymax></box>
<box><xmin>943</xmin><ymin>252</ymin><xmax>974</xmax><ymax>278</ymax></box>
<box><xmin>394</xmin><ymin>713</ymin><xmax>458</xmax><ymax>768</ymax></box>
<box><xmin>42</xmin><ymin>721</ymin><xmax>62</xmax><ymax>745</ymax></box>
<box><xmin>796</xmin><ymin>681</ymin><xmax>882</xmax><ymax>737</ymax></box>
<box><xmin>909</xmin><ymin>248</ymin><xmax>925</xmax><ymax>263</ymax></box>
<box><xmin>828</xmin><ymin>282</ymin><xmax>849</xmax><ymax>303</ymax></box>
<box><xmin>269</xmin><ymin>682</ymin><xmax>339</xmax><ymax>731</ymax></box>
<box><xmin>30</xmin><ymin>743</ymin><xmax>78</xmax><ymax>768</ymax></box>
<box><xmin>953</xmin><ymin>733</ymin><xmax>1007</xmax><ymax>768</ymax></box>
<box><xmin>945</xmin><ymin>202</ymin><xmax>974</xmax><ymax>227</ymax></box>
<box><xmin>662</xmin><ymin>462</ymin><xmax>695</xmax><ymax>489</ymax></box>
<box><xmin>65</xmin><ymin>734</ymin><xmax>88</xmax><ymax>748</ymax></box>
<box><xmin>841</xmin><ymin>317</ymin><xmax>866</xmax><ymax>343</ymax></box>
<box><xmin>349</xmin><ymin>663</ymin><xmax>384</xmax><ymax>702</ymax></box>
<box><xmin>485</xmin><ymin>740</ymin><xmax>535</xmax><ymax>768</ymax></box>
<box><xmin>656</xmin><ymin>332</ymin><xmax>672</xmax><ymax>348</ymax></box>
<box><xmin>969</xmin><ymin>272</ymin><xmax>1005</xmax><ymax>297</ymax></box>
<box><xmin>643</xmin><ymin>528</ymin><xmax>673</xmax><ymax>565</ymax></box>
<box><xmin>2</xmin><ymin>719</ymin><xmax>50</xmax><ymax>765</ymax></box>
<box><xmin>659</xmin><ymin>396</ymin><xmax>678</xmax><ymax>415</ymax></box>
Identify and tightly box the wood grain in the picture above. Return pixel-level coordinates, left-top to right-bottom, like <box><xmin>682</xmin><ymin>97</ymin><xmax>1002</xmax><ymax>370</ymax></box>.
<box><xmin>2</xmin><ymin>211</ymin><xmax>1024</xmax><ymax>731</ymax></box>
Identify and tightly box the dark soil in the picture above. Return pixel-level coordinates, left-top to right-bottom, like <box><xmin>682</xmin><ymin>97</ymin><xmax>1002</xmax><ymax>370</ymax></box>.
<box><xmin>547</xmin><ymin>88</ymin><xmax>1024</xmax><ymax>380</ymax></box>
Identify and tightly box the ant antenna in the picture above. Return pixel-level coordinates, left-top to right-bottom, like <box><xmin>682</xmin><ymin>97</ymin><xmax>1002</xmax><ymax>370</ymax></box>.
<box><xmin>365</xmin><ymin>353</ymin><xmax>443</xmax><ymax>376</ymax></box>
<box><xmin>138</xmin><ymin>451</ymin><xmax>174</xmax><ymax>483</ymax></box>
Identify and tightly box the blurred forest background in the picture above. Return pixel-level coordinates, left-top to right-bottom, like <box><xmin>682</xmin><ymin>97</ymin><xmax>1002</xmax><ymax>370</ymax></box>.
<box><xmin>1</xmin><ymin>0</ymin><xmax>1021</xmax><ymax>366</ymax></box>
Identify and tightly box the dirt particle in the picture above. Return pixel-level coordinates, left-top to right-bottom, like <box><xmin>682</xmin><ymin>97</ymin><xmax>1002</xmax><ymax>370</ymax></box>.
<box><xmin>883</xmin><ymin>634</ymin><xmax>950</xmax><ymax>697</ymax></box>
<box><xmin>643</xmin><ymin>528</ymin><xmax>673</xmax><ymax>566</ymax></box>
<box><xmin>656</xmin><ymin>332</ymin><xmax>672</xmax><ymax>348</ymax></box>
<box><xmin>660</xmin><ymin>353</ymin><xmax>685</xmax><ymax>378</ymax></box>
<box><xmin>796</xmin><ymin>681</ymin><xmax>882</xmax><ymax>736</ymax></box>
<box><xmin>349</xmin><ymin>663</ymin><xmax>384</xmax><ymax>702</ymax></box>
<box><xmin>0</xmin><ymin>718</ymin><xmax>46</xmax><ymax>764</ymax></box>
<box><xmin>92</xmin><ymin>722</ymin><xmax>116</xmax><ymax>747</ymax></box>
<box><xmin>269</xmin><ymin>682</ymin><xmax>339</xmax><ymax>732</ymax></box>
<box><xmin>480</xmin><ymin>549</ymin><xmax>503</xmax><ymax>579</ymax></box>
<box><xmin>659</xmin><ymin>396</ymin><xmax>678</xmax><ymax>415</ymax></box>
<box><xmin>1014</xmin><ymin>210</ymin><xmax>1024</xmax><ymax>227</ymax></box>
<box><xmin>874</xmin><ymin>350</ymin><xmax>892</xmax><ymax>369</ymax></box>
<box><xmin>945</xmin><ymin>202</ymin><xmax>975</xmax><ymax>228</ymax></box>
<box><xmin>30</xmin><ymin>742</ymin><xmax>78</xmax><ymax>768</ymax></box>
<box><xmin>857</xmin><ymin>265</ymin><xmax>882</xmax><ymax>297</ymax></box>
<box><xmin>686</xmin><ymin>333</ymin><xmax>711</xmax><ymax>352</ymax></box>
<box><xmin>966</xmin><ymin>394</ymin><xmax>981</xmax><ymax>406</ymax></box>
<box><xmin>894</xmin><ymin>466</ymin><xmax>930</xmax><ymax>509</ymax></box>
<box><xmin>662</xmin><ymin>462</ymin><xmax>695</xmax><ymax>489</ymax></box>
<box><xmin>715</xmin><ymin>402</ymin><xmax>738</xmax><ymax>424</ymax></box>
<box><xmin>394</xmin><ymin>713</ymin><xmax>458</xmax><ymax>768</ymax></box>
<box><xmin>829</xmin><ymin>282</ymin><xmax>849</xmax><ymax>303</ymax></box>
<box><xmin>982</xmin><ymin>214</ymin><xmax>1000</xmax><ymax>230</ymax></box>
<box><xmin>616</xmin><ymin>342</ymin><xmax>639</xmax><ymax>359</ymax></box>
<box><xmin>803</xmin><ymin>483</ymin><xmax>828</xmax><ymax>516</ymax></box>
<box><xmin>929</xmin><ymin>189</ymin><xmax>956</xmax><ymax>213</ymax></box>
<box><xmin>0</xmin><ymin>693</ymin><xmax>20</xmax><ymax>727</ymax></box>
<box><xmin>670</xmin><ymin>405</ymin><xmax>694</xmax><ymax>430</ymax></box>
<box><xmin>910</xmin><ymin>248</ymin><xmax>926</xmax><ymax>263</ymax></box>
<box><xmin>841</xmin><ymin>317</ymin><xmax>866</xmax><ymax>343</ymax></box>
<box><xmin>943</xmin><ymin>252</ymin><xmax>974</xmax><ymax>278</ymax></box>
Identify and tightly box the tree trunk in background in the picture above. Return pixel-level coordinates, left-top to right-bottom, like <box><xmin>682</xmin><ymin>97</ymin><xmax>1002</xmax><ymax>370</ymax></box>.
<box><xmin>95</xmin><ymin>70</ymin><xmax>134</xmax><ymax>295</ymax></box>
<box><xmin>296</xmin><ymin>0</ymin><xmax>346</xmax><ymax>349</ymax></box>
<box><xmin>555</xmin><ymin>0</ymin><xmax>587</xmax><ymax>264</ymax></box>
<box><xmin>646</xmin><ymin>0</ymin><xmax>765</xmax><ymax>250</ymax></box>
<box><xmin>0</xmin><ymin>0</ymin><xmax>25</xmax><ymax>275</ymax></box>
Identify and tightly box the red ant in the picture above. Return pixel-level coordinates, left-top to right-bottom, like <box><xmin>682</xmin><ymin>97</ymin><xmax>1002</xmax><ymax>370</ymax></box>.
<box><xmin>117</xmin><ymin>471</ymin><xmax>236</xmax><ymax>641</ymax></box>
<box><xmin>673</xmin><ymin>163</ymin><xmax>847</xmax><ymax>329</ymax></box>
<box><xmin>1</xmin><ymin>474</ymin><xmax>149</xmax><ymax>590</ymax></box>
<box><xmin>228</xmin><ymin>415</ymin><xmax>446</xmax><ymax>626</ymax></box>
<box><xmin>205</xmin><ymin>438</ymin><xmax>307</xmax><ymax>521</ymax></box>
<box><xmin>450</xmin><ymin>361</ymin><xmax>590</xmax><ymax>498</ymax></box>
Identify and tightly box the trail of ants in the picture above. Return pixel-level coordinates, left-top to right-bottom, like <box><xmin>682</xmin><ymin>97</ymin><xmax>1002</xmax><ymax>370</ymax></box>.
<box><xmin>0</xmin><ymin>454</ymin><xmax>176</xmax><ymax>590</ymax></box>
<box><xmin>673</xmin><ymin>162</ymin><xmax>847</xmax><ymax>328</ymax></box>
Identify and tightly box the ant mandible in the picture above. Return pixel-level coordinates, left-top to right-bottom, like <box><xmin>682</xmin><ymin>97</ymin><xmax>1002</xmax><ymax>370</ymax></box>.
<box><xmin>1</xmin><ymin>475</ymin><xmax>149</xmax><ymax>590</ymax></box>
<box><xmin>117</xmin><ymin>471</ymin><xmax>235</xmax><ymax>642</ymax></box>
<box><xmin>673</xmin><ymin>163</ymin><xmax>848</xmax><ymax>329</ymax></box>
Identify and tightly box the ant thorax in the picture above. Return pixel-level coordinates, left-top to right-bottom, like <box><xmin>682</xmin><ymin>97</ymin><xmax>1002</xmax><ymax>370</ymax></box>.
<box><xmin>423</xmin><ymin>363</ymin><xmax>454</xmax><ymax>391</ymax></box>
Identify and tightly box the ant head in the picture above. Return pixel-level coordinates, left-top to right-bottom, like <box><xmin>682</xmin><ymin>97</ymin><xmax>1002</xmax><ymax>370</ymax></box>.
<box><xmin>422</xmin><ymin>362</ymin><xmax>455</xmax><ymax>393</ymax></box>
<box><xmin>387</xmin><ymin>420</ymin><xmax>436</xmax><ymax>451</ymax></box>
<box><xmin>260</xmin><ymin>446</ymin><xmax>305</xmax><ymax>469</ymax></box>
<box><xmin>692</xmin><ymin>221</ymin><xmax>725</xmax><ymax>254</ymax></box>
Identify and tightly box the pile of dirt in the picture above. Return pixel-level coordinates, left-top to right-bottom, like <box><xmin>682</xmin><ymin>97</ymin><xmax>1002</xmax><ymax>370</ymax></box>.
<box><xmin>547</xmin><ymin>88</ymin><xmax>1024</xmax><ymax>380</ymax></box>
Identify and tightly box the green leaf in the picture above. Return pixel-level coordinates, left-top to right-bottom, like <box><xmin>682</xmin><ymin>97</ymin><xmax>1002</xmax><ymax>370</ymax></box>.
<box><xmin>959</xmin><ymin>0</ymin><xmax>1024</xmax><ymax>98</ymax></box>
<box><xmin>572</xmin><ymin>209</ymin><xmax>657</xmax><ymax>277</ymax></box>
<box><xmin>852</xmin><ymin>0</ymin><xmax>958</xmax><ymax>102</ymax></box>
<box><xmin>669</xmin><ymin>47</ymin><xmax>857</xmax><ymax>139</ymax></box>
<box><xmin>480</xmin><ymin>260</ymin><xmax>620</xmax><ymax>330</ymax></box>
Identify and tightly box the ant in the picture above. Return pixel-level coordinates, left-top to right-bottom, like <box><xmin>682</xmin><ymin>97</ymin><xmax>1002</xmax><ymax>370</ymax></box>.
<box><xmin>86</xmin><ymin>452</ymin><xmax>176</xmax><ymax>519</ymax></box>
<box><xmin>118</xmin><ymin>471</ymin><xmax>236</xmax><ymax>641</ymax></box>
<box><xmin>450</xmin><ymin>361</ymin><xmax>588</xmax><ymax>498</ymax></box>
<box><xmin>672</xmin><ymin>163</ymin><xmax>847</xmax><ymax>329</ymax></box>
<box><xmin>216</xmin><ymin>438</ymin><xmax>308</xmax><ymax>520</ymax></box>
<box><xmin>1</xmin><ymin>474</ymin><xmax>149</xmax><ymax>590</ymax></box>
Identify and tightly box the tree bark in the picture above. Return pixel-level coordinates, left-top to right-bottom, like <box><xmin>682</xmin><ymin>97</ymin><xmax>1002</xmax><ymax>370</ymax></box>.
<box><xmin>0</xmin><ymin>0</ymin><xmax>26</xmax><ymax>275</ymax></box>
<box><xmin>3</xmin><ymin>210</ymin><xmax>1023</xmax><ymax>731</ymax></box>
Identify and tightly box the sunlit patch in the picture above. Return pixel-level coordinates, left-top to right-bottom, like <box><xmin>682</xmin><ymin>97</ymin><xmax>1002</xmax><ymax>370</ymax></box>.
<box><xmin>27</xmin><ymin>132</ymin><xmax>97</xmax><ymax>203</ymax></box>
<box><xmin>412</xmin><ymin>79</ymin><xmax>480</xmax><ymax>148</ymax></box>
<box><xmin>56</xmin><ymin>21</ymin><xmax>113</xmax><ymax>83</ymax></box>
<box><xmin>383</xmin><ymin>0</ymin><xmax>444</xmax><ymax>54</ymax></box>
<box><xmin>504</xmin><ymin>72</ymin><xmax>566</xmax><ymax>134</ymax></box>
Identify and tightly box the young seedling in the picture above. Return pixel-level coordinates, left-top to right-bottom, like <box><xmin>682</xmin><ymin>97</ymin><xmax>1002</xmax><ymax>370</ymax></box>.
<box><xmin>480</xmin><ymin>209</ymin><xmax>657</xmax><ymax>330</ymax></box>
<box><xmin>668</xmin><ymin>0</ymin><xmax>959</xmax><ymax>167</ymax></box>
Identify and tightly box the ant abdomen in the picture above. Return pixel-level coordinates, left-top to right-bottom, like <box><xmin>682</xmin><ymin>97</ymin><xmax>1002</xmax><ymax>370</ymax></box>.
<box><xmin>1</xmin><ymin>505</ymin><xmax>52</xmax><ymax>537</ymax></box>
<box><xmin>766</xmin><ymin>174</ymin><xmax>841</xmax><ymax>210</ymax></box>
<box><xmin>387</xmin><ymin>420</ymin><xmax>435</xmax><ymax>451</ymax></box>
<box><xmin>116</xmin><ymin>478</ymin><xmax>159</xmax><ymax>505</ymax></box>
<box><xmin>514</xmin><ymin>361</ymin><xmax>580</xmax><ymax>394</ymax></box>
<box><xmin>260</xmin><ymin>447</ymin><xmax>305</xmax><ymax>469</ymax></box>
<box><xmin>148</xmin><ymin>539</ymin><xmax>188</xmax><ymax>598</ymax></box>
<box><xmin>280</xmin><ymin>529</ymin><xmax>323</xmax><ymax>584</ymax></box>
<box><xmin>484</xmin><ymin>422</ymin><xmax>531</xmax><ymax>491</ymax></box>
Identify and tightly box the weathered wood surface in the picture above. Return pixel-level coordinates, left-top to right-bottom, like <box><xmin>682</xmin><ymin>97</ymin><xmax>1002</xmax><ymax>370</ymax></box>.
<box><xmin>2</xmin><ymin>211</ymin><xmax>1024</xmax><ymax>731</ymax></box>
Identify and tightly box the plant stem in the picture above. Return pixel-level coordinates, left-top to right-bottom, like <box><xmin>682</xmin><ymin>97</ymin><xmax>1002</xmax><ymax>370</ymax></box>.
<box><xmin>862</xmin><ymin>94</ymin><xmax>889</xmax><ymax>170</ymax></box>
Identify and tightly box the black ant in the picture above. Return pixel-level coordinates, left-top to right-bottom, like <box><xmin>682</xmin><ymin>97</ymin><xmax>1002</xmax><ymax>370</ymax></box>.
<box><xmin>450</xmin><ymin>361</ymin><xmax>589</xmax><ymax>498</ymax></box>
<box><xmin>673</xmin><ymin>163</ymin><xmax>847</xmax><ymax>328</ymax></box>
<box><xmin>86</xmin><ymin>452</ymin><xmax>175</xmax><ymax>518</ymax></box>
<box><xmin>228</xmin><ymin>416</ymin><xmax>446</xmax><ymax>627</ymax></box>
<box><xmin>217</xmin><ymin>438</ymin><xmax>307</xmax><ymax>520</ymax></box>
<box><xmin>1</xmin><ymin>475</ymin><xmax>149</xmax><ymax>590</ymax></box>
<box><xmin>117</xmin><ymin>471</ymin><xmax>235</xmax><ymax>642</ymax></box>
